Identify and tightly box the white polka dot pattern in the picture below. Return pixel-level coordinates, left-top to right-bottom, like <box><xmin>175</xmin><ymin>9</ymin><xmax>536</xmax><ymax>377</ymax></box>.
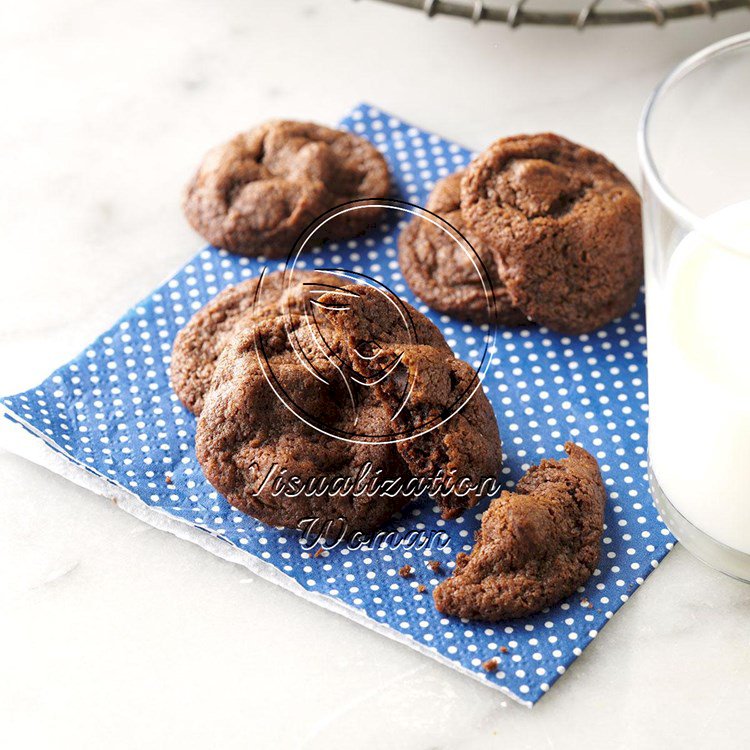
<box><xmin>0</xmin><ymin>105</ymin><xmax>672</xmax><ymax>705</ymax></box>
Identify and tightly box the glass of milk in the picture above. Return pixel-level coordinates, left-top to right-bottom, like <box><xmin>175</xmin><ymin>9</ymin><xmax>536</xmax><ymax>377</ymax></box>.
<box><xmin>638</xmin><ymin>32</ymin><xmax>750</xmax><ymax>581</ymax></box>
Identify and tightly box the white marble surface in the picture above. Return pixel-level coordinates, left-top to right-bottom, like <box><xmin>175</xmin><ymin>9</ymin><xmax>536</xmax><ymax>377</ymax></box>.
<box><xmin>1</xmin><ymin>2</ymin><xmax>749</xmax><ymax>748</ymax></box>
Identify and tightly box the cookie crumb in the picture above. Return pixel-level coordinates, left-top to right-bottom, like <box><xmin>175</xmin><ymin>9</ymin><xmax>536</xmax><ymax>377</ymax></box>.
<box><xmin>398</xmin><ymin>565</ymin><xmax>413</xmax><ymax>579</ymax></box>
<box><xmin>500</xmin><ymin>646</ymin><xmax>508</xmax><ymax>654</ymax></box>
<box><xmin>455</xmin><ymin>552</ymin><xmax>470</xmax><ymax>568</ymax></box>
<box><xmin>482</xmin><ymin>658</ymin><xmax>499</xmax><ymax>673</ymax></box>
<box><xmin>417</xmin><ymin>584</ymin><xmax>426</xmax><ymax>593</ymax></box>
<box><xmin>165</xmin><ymin>474</ymin><xmax>173</xmax><ymax>485</ymax></box>
<box><xmin>581</xmin><ymin>597</ymin><xmax>593</xmax><ymax>609</ymax></box>
<box><xmin>314</xmin><ymin>548</ymin><xmax>324</xmax><ymax>559</ymax></box>
<box><xmin>427</xmin><ymin>560</ymin><xmax>442</xmax><ymax>574</ymax></box>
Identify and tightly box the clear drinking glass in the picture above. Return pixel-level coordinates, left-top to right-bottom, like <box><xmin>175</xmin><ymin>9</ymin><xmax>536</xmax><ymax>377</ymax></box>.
<box><xmin>638</xmin><ymin>32</ymin><xmax>750</xmax><ymax>581</ymax></box>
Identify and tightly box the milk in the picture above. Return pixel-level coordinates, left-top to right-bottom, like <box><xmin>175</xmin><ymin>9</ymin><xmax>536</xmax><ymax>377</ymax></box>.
<box><xmin>647</xmin><ymin>200</ymin><xmax>750</xmax><ymax>555</ymax></box>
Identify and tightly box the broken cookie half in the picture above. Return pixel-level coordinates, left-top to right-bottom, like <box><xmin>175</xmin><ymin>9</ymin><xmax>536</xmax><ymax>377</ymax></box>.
<box><xmin>433</xmin><ymin>442</ymin><xmax>605</xmax><ymax>620</ymax></box>
<box><xmin>315</xmin><ymin>284</ymin><xmax>502</xmax><ymax>520</ymax></box>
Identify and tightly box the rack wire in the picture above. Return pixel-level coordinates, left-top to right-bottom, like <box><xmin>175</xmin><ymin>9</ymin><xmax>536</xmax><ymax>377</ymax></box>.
<box><xmin>362</xmin><ymin>0</ymin><xmax>750</xmax><ymax>28</ymax></box>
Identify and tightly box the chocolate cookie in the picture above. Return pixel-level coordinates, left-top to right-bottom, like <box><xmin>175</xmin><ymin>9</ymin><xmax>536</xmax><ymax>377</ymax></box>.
<box><xmin>461</xmin><ymin>133</ymin><xmax>643</xmax><ymax>334</ymax></box>
<box><xmin>399</xmin><ymin>172</ymin><xmax>527</xmax><ymax>326</ymax></box>
<box><xmin>194</xmin><ymin>282</ymin><xmax>503</xmax><ymax>530</ymax></box>
<box><xmin>195</xmin><ymin>313</ymin><xmax>411</xmax><ymax>533</ymax></box>
<box><xmin>170</xmin><ymin>270</ymin><xmax>332</xmax><ymax>415</ymax></box>
<box><xmin>317</xmin><ymin>285</ymin><xmax>503</xmax><ymax>519</ymax></box>
<box><xmin>433</xmin><ymin>442</ymin><xmax>605</xmax><ymax>620</ymax></box>
<box><xmin>183</xmin><ymin>121</ymin><xmax>390</xmax><ymax>258</ymax></box>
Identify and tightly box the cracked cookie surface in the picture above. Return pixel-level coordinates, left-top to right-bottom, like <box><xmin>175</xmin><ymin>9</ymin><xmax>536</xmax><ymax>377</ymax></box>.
<box><xmin>461</xmin><ymin>133</ymin><xmax>642</xmax><ymax>333</ymax></box>
<box><xmin>183</xmin><ymin>121</ymin><xmax>390</xmax><ymax>258</ymax></box>
<box><xmin>263</xmin><ymin>121</ymin><xmax>390</xmax><ymax>241</ymax></box>
<box><xmin>170</xmin><ymin>270</ymin><xmax>332</xmax><ymax>415</ymax></box>
<box><xmin>433</xmin><ymin>442</ymin><xmax>605</xmax><ymax>620</ymax></box>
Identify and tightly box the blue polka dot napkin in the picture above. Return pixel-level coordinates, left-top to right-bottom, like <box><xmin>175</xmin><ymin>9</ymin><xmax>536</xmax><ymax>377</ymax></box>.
<box><xmin>0</xmin><ymin>104</ymin><xmax>673</xmax><ymax>706</ymax></box>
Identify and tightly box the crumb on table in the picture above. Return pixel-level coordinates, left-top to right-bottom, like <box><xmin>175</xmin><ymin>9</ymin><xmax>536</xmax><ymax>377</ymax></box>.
<box><xmin>427</xmin><ymin>560</ymin><xmax>442</xmax><ymax>574</ymax></box>
<box><xmin>417</xmin><ymin>583</ymin><xmax>426</xmax><ymax>593</ymax></box>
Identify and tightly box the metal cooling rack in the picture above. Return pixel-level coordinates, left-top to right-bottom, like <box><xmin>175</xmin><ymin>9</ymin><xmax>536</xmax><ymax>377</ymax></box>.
<box><xmin>363</xmin><ymin>0</ymin><xmax>750</xmax><ymax>28</ymax></box>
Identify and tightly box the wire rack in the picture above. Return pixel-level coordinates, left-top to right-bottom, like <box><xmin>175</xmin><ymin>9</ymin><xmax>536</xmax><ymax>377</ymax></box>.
<box><xmin>363</xmin><ymin>0</ymin><xmax>750</xmax><ymax>28</ymax></box>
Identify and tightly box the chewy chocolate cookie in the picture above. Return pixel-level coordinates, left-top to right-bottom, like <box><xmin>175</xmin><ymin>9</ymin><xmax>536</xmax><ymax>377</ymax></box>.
<box><xmin>399</xmin><ymin>172</ymin><xmax>527</xmax><ymax>326</ymax></box>
<box><xmin>194</xmin><ymin>282</ymin><xmax>503</xmax><ymax>530</ymax></box>
<box><xmin>195</xmin><ymin>313</ymin><xmax>411</xmax><ymax>533</ymax></box>
<box><xmin>170</xmin><ymin>270</ymin><xmax>332</xmax><ymax>415</ymax></box>
<box><xmin>461</xmin><ymin>133</ymin><xmax>643</xmax><ymax>334</ymax></box>
<box><xmin>433</xmin><ymin>442</ymin><xmax>605</xmax><ymax>620</ymax></box>
<box><xmin>316</xmin><ymin>285</ymin><xmax>502</xmax><ymax>519</ymax></box>
<box><xmin>183</xmin><ymin>121</ymin><xmax>390</xmax><ymax>258</ymax></box>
